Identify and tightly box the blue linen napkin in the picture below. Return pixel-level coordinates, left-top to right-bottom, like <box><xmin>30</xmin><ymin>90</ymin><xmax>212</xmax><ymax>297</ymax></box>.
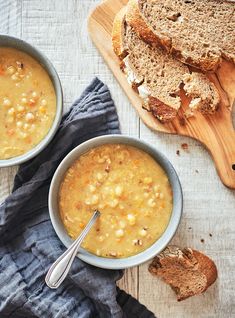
<box><xmin>0</xmin><ymin>78</ymin><xmax>155</xmax><ymax>318</ymax></box>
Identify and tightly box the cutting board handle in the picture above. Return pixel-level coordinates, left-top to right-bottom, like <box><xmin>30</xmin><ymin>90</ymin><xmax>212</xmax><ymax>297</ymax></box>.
<box><xmin>204</xmin><ymin>62</ymin><xmax>235</xmax><ymax>189</ymax></box>
<box><xmin>201</xmin><ymin>118</ymin><xmax>235</xmax><ymax>189</ymax></box>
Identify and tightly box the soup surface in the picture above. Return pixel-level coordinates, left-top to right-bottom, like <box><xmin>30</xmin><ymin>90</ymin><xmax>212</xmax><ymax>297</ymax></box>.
<box><xmin>0</xmin><ymin>47</ymin><xmax>56</xmax><ymax>159</ymax></box>
<box><xmin>59</xmin><ymin>144</ymin><xmax>173</xmax><ymax>258</ymax></box>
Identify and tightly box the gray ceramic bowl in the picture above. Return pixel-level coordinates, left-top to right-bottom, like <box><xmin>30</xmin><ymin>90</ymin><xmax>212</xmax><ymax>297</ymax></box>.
<box><xmin>49</xmin><ymin>135</ymin><xmax>183</xmax><ymax>269</ymax></box>
<box><xmin>0</xmin><ymin>35</ymin><xmax>63</xmax><ymax>167</ymax></box>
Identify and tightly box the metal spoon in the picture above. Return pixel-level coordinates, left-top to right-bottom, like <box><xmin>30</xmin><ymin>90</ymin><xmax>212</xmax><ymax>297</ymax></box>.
<box><xmin>45</xmin><ymin>210</ymin><xmax>100</xmax><ymax>289</ymax></box>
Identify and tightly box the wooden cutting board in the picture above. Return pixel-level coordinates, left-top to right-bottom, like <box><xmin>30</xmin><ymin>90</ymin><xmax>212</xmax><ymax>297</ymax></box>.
<box><xmin>88</xmin><ymin>0</ymin><xmax>235</xmax><ymax>189</ymax></box>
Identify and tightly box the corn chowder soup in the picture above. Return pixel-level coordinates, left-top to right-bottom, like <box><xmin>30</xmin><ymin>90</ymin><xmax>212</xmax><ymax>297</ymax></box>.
<box><xmin>59</xmin><ymin>144</ymin><xmax>173</xmax><ymax>258</ymax></box>
<box><xmin>0</xmin><ymin>47</ymin><xmax>56</xmax><ymax>159</ymax></box>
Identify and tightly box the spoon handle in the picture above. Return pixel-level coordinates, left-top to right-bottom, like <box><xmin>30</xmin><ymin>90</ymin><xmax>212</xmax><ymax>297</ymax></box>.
<box><xmin>45</xmin><ymin>210</ymin><xmax>100</xmax><ymax>289</ymax></box>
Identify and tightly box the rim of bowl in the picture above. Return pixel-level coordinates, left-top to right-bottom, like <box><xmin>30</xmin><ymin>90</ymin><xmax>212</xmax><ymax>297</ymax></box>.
<box><xmin>0</xmin><ymin>35</ymin><xmax>63</xmax><ymax>167</ymax></box>
<box><xmin>49</xmin><ymin>135</ymin><xmax>183</xmax><ymax>269</ymax></box>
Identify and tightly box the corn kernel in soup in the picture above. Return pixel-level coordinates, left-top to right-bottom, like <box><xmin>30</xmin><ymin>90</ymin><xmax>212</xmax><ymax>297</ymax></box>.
<box><xmin>0</xmin><ymin>47</ymin><xmax>56</xmax><ymax>159</ymax></box>
<box><xmin>59</xmin><ymin>144</ymin><xmax>173</xmax><ymax>258</ymax></box>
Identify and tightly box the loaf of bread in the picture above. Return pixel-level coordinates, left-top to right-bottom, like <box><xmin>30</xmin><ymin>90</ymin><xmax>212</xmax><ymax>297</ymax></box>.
<box><xmin>149</xmin><ymin>246</ymin><xmax>218</xmax><ymax>301</ymax></box>
<box><xmin>112</xmin><ymin>7</ymin><xmax>220</xmax><ymax>122</ymax></box>
<box><xmin>132</xmin><ymin>0</ymin><xmax>235</xmax><ymax>72</ymax></box>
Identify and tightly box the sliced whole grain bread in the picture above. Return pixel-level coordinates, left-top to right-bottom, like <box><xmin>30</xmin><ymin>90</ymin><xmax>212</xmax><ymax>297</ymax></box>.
<box><xmin>149</xmin><ymin>246</ymin><xmax>218</xmax><ymax>301</ymax></box>
<box><xmin>135</xmin><ymin>0</ymin><xmax>235</xmax><ymax>72</ymax></box>
<box><xmin>112</xmin><ymin>7</ymin><xmax>220</xmax><ymax>122</ymax></box>
<box><xmin>126</xmin><ymin>0</ymin><xmax>163</xmax><ymax>48</ymax></box>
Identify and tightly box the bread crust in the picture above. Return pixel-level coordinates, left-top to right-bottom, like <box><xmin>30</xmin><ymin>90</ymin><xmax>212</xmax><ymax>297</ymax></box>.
<box><xmin>128</xmin><ymin>0</ymin><xmax>231</xmax><ymax>72</ymax></box>
<box><xmin>112</xmin><ymin>7</ymin><xmax>128</xmax><ymax>59</ymax></box>
<box><xmin>148</xmin><ymin>96</ymin><xmax>177</xmax><ymax>122</ymax></box>
<box><xmin>171</xmin><ymin>48</ymin><xmax>221</xmax><ymax>73</ymax></box>
<box><xmin>126</xmin><ymin>0</ymin><xmax>163</xmax><ymax>48</ymax></box>
<box><xmin>192</xmin><ymin>249</ymin><xmax>218</xmax><ymax>288</ymax></box>
<box><xmin>112</xmin><ymin>7</ymin><xmax>179</xmax><ymax>122</ymax></box>
<box><xmin>149</xmin><ymin>246</ymin><xmax>218</xmax><ymax>301</ymax></box>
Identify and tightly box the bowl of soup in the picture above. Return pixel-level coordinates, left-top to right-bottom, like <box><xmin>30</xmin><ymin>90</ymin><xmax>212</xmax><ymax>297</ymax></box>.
<box><xmin>49</xmin><ymin>135</ymin><xmax>183</xmax><ymax>269</ymax></box>
<box><xmin>0</xmin><ymin>35</ymin><xmax>63</xmax><ymax>167</ymax></box>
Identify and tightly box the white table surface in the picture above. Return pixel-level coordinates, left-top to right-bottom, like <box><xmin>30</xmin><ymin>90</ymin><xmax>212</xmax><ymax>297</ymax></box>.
<box><xmin>0</xmin><ymin>1</ymin><xmax>235</xmax><ymax>317</ymax></box>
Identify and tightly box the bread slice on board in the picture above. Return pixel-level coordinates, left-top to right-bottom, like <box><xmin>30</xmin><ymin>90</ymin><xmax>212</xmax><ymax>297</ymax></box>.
<box><xmin>133</xmin><ymin>0</ymin><xmax>235</xmax><ymax>72</ymax></box>
<box><xmin>149</xmin><ymin>246</ymin><xmax>218</xmax><ymax>301</ymax></box>
<box><xmin>112</xmin><ymin>7</ymin><xmax>220</xmax><ymax>122</ymax></box>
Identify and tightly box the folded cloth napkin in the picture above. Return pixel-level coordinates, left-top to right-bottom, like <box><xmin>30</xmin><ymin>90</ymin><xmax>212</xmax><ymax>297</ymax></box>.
<box><xmin>0</xmin><ymin>78</ymin><xmax>155</xmax><ymax>318</ymax></box>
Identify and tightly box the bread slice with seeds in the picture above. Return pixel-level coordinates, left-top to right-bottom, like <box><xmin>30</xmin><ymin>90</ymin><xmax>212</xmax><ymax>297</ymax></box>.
<box><xmin>149</xmin><ymin>246</ymin><xmax>218</xmax><ymax>301</ymax></box>
<box><xmin>134</xmin><ymin>0</ymin><xmax>235</xmax><ymax>72</ymax></box>
<box><xmin>112</xmin><ymin>7</ymin><xmax>220</xmax><ymax>122</ymax></box>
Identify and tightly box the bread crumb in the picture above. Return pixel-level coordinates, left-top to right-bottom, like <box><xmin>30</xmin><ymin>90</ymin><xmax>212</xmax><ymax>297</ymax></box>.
<box><xmin>176</xmin><ymin>150</ymin><xmax>180</xmax><ymax>156</ymax></box>
<box><xmin>181</xmin><ymin>143</ymin><xmax>189</xmax><ymax>151</ymax></box>
<box><xmin>200</xmin><ymin>239</ymin><xmax>205</xmax><ymax>243</ymax></box>
<box><xmin>184</xmin><ymin>109</ymin><xmax>195</xmax><ymax>118</ymax></box>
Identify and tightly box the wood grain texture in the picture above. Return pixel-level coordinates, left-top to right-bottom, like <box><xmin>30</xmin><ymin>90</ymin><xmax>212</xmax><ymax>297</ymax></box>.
<box><xmin>0</xmin><ymin>1</ymin><xmax>235</xmax><ymax>317</ymax></box>
<box><xmin>88</xmin><ymin>0</ymin><xmax>235</xmax><ymax>189</ymax></box>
